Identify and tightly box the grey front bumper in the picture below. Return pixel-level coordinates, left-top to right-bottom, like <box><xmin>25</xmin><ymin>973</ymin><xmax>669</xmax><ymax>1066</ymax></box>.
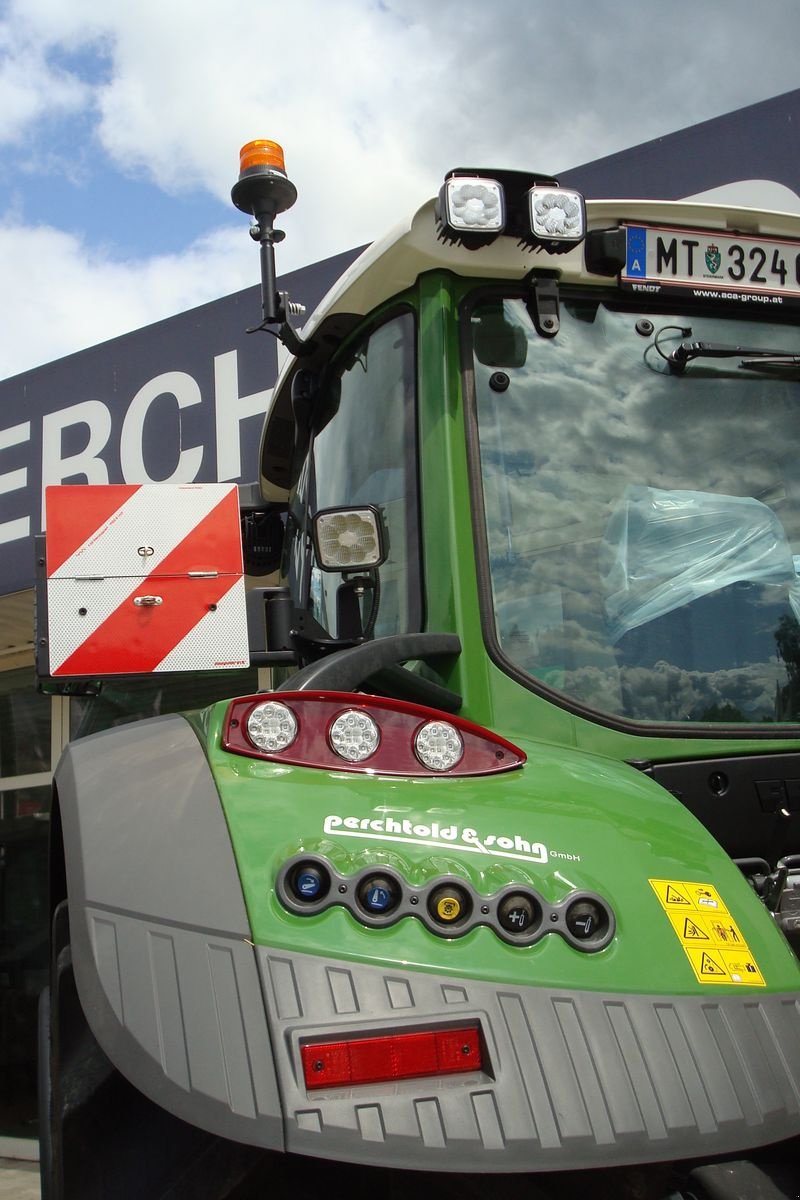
<box><xmin>259</xmin><ymin>947</ymin><xmax>800</xmax><ymax>1172</ymax></box>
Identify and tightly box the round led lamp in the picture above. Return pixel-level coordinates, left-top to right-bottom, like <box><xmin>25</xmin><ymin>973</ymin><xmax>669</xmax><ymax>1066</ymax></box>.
<box><xmin>246</xmin><ymin>700</ymin><xmax>298</xmax><ymax>753</ymax></box>
<box><xmin>329</xmin><ymin>709</ymin><xmax>380</xmax><ymax>763</ymax></box>
<box><xmin>414</xmin><ymin>721</ymin><xmax>464</xmax><ymax>772</ymax></box>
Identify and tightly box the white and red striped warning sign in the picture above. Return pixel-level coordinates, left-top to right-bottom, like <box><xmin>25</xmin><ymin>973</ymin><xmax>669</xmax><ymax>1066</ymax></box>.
<box><xmin>45</xmin><ymin>483</ymin><xmax>250</xmax><ymax>676</ymax></box>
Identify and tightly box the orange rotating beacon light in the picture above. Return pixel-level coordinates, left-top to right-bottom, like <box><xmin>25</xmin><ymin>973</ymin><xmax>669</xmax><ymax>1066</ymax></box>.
<box><xmin>231</xmin><ymin>140</ymin><xmax>298</xmax><ymax>330</ymax></box>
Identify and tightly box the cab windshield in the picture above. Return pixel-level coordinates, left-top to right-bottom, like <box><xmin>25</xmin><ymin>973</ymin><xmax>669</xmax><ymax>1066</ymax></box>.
<box><xmin>470</xmin><ymin>295</ymin><xmax>800</xmax><ymax>726</ymax></box>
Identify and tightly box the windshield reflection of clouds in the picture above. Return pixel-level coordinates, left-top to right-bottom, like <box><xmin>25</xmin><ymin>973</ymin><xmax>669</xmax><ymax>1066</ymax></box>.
<box><xmin>474</xmin><ymin>299</ymin><xmax>800</xmax><ymax>724</ymax></box>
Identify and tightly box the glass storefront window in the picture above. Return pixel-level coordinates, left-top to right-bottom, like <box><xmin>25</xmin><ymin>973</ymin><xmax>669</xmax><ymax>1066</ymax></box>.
<box><xmin>0</xmin><ymin>668</ymin><xmax>52</xmax><ymax>1141</ymax></box>
<box><xmin>0</xmin><ymin>668</ymin><xmax>50</xmax><ymax>777</ymax></box>
<box><xmin>69</xmin><ymin>668</ymin><xmax>261</xmax><ymax>739</ymax></box>
<box><xmin>0</xmin><ymin>785</ymin><xmax>50</xmax><ymax>1140</ymax></box>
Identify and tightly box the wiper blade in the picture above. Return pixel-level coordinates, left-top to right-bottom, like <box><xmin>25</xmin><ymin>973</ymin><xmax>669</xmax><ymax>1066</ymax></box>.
<box><xmin>669</xmin><ymin>340</ymin><xmax>799</xmax><ymax>372</ymax></box>
<box><xmin>739</xmin><ymin>354</ymin><xmax>800</xmax><ymax>373</ymax></box>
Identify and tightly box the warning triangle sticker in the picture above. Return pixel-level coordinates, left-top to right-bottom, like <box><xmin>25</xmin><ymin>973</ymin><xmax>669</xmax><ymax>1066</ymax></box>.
<box><xmin>683</xmin><ymin>918</ymin><xmax>709</xmax><ymax>941</ymax></box>
<box><xmin>700</xmin><ymin>952</ymin><xmax>726</xmax><ymax>977</ymax></box>
<box><xmin>665</xmin><ymin>885</ymin><xmax>691</xmax><ymax>905</ymax></box>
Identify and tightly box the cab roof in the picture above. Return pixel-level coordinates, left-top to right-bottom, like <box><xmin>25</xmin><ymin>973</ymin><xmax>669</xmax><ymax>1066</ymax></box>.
<box><xmin>301</xmin><ymin>195</ymin><xmax>800</xmax><ymax>338</ymax></box>
<box><xmin>260</xmin><ymin>193</ymin><xmax>800</xmax><ymax>502</ymax></box>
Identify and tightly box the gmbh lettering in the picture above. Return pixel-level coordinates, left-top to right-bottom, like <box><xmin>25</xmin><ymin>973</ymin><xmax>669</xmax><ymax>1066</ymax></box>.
<box><xmin>322</xmin><ymin>814</ymin><xmax>581</xmax><ymax>865</ymax></box>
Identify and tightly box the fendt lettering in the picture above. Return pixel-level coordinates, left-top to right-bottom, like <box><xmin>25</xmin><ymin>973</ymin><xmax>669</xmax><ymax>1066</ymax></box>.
<box><xmin>37</xmin><ymin>142</ymin><xmax>800</xmax><ymax>1200</ymax></box>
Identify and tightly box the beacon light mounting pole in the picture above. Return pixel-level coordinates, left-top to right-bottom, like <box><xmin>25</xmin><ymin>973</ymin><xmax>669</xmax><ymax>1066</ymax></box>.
<box><xmin>231</xmin><ymin>139</ymin><xmax>309</xmax><ymax>354</ymax></box>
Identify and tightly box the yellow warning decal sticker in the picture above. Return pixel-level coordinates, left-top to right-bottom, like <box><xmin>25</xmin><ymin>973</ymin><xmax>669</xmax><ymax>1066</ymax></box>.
<box><xmin>649</xmin><ymin>879</ymin><xmax>728</xmax><ymax>914</ymax></box>
<box><xmin>666</xmin><ymin>909</ymin><xmax>746</xmax><ymax>949</ymax></box>
<box><xmin>649</xmin><ymin>879</ymin><xmax>765</xmax><ymax>987</ymax></box>
<box><xmin>683</xmin><ymin>948</ymin><xmax>765</xmax><ymax>987</ymax></box>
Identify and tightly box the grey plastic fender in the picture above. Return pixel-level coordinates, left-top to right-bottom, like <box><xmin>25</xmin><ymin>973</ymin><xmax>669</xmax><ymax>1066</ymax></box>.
<box><xmin>55</xmin><ymin>714</ymin><xmax>283</xmax><ymax>1149</ymax></box>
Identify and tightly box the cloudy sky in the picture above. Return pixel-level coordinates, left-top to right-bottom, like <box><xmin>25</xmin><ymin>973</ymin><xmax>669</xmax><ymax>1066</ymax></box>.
<box><xmin>1</xmin><ymin>0</ymin><xmax>799</xmax><ymax>380</ymax></box>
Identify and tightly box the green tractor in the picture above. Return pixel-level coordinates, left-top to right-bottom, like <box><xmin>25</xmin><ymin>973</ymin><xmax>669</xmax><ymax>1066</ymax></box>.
<box><xmin>38</xmin><ymin>142</ymin><xmax>800</xmax><ymax>1199</ymax></box>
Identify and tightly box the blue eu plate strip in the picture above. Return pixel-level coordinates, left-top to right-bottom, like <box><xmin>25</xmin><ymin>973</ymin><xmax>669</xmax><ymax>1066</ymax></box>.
<box><xmin>626</xmin><ymin>226</ymin><xmax>647</xmax><ymax>277</ymax></box>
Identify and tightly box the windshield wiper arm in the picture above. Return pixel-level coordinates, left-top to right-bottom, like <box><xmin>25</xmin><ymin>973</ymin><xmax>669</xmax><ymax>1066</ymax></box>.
<box><xmin>669</xmin><ymin>340</ymin><xmax>799</xmax><ymax>373</ymax></box>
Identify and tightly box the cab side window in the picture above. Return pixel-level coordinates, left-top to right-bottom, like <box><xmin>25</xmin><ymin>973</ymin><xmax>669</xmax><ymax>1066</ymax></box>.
<box><xmin>291</xmin><ymin>311</ymin><xmax>419</xmax><ymax>638</ymax></box>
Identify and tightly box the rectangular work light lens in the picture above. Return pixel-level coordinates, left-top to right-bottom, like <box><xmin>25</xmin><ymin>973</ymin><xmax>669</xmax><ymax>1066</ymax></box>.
<box><xmin>444</xmin><ymin>177</ymin><xmax>505</xmax><ymax>232</ymax></box>
<box><xmin>302</xmin><ymin>1025</ymin><xmax>482</xmax><ymax>1089</ymax></box>
<box><xmin>529</xmin><ymin>186</ymin><xmax>585</xmax><ymax>241</ymax></box>
<box><xmin>312</xmin><ymin>505</ymin><xmax>385</xmax><ymax>571</ymax></box>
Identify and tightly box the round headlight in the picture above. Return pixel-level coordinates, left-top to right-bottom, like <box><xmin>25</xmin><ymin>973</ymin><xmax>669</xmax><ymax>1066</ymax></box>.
<box><xmin>246</xmin><ymin>700</ymin><xmax>298</xmax><ymax>753</ymax></box>
<box><xmin>329</xmin><ymin>709</ymin><xmax>380</xmax><ymax>763</ymax></box>
<box><xmin>414</xmin><ymin>721</ymin><xmax>464</xmax><ymax>772</ymax></box>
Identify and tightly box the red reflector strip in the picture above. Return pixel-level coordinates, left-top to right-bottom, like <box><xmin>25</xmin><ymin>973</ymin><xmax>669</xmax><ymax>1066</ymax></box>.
<box><xmin>302</xmin><ymin>1025</ymin><xmax>481</xmax><ymax>1090</ymax></box>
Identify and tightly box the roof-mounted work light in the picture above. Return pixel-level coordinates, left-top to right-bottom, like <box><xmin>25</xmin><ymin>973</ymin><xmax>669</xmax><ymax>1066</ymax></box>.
<box><xmin>437</xmin><ymin>167</ymin><xmax>586</xmax><ymax>255</ymax></box>
<box><xmin>528</xmin><ymin>185</ymin><xmax>586</xmax><ymax>250</ymax></box>
<box><xmin>437</xmin><ymin>172</ymin><xmax>506</xmax><ymax>248</ymax></box>
<box><xmin>231</xmin><ymin>140</ymin><xmax>304</xmax><ymax>339</ymax></box>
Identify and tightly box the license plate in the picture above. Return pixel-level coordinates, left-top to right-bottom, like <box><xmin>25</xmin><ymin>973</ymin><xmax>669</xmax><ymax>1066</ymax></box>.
<box><xmin>621</xmin><ymin>223</ymin><xmax>800</xmax><ymax>305</ymax></box>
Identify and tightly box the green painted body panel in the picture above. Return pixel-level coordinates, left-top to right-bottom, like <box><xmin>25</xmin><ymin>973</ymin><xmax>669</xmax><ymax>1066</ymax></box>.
<box><xmin>204</xmin><ymin>701</ymin><xmax>800</xmax><ymax>998</ymax></box>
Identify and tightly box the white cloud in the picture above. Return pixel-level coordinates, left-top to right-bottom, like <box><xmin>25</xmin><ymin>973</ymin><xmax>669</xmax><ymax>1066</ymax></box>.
<box><xmin>0</xmin><ymin>24</ymin><xmax>89</xmax><ymax>144</ymax></box>
<box><xmin>7</xmin><ymin>0</ymin><xmax>800</xmax><ymax>202</ymax></box>
<box><xmin>0</xmin><ymin>219</ymin><xmax>256</xmax><ymax>379</ymax></box>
